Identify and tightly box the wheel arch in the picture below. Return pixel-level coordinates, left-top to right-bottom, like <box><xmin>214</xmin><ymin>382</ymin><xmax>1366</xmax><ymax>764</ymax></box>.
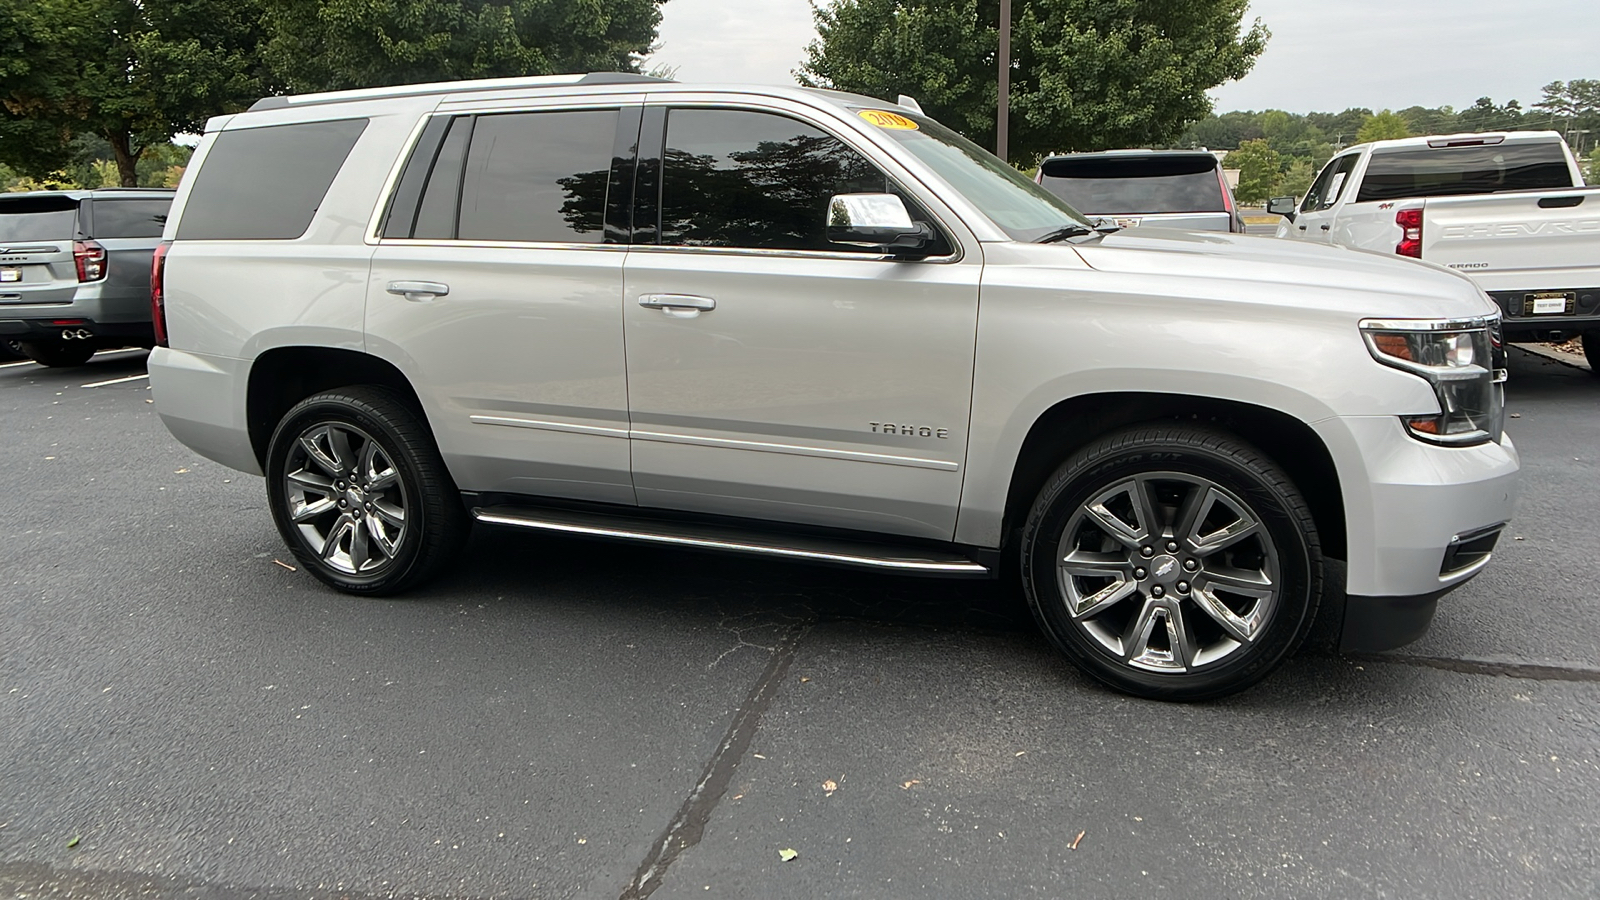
<box><xmin>998</xmin><ymin>392</ymin><xmax>1347</xmax><ymax>562</ymax></box>
<box><xmin>246</xmin><ymin>346</ymin><xmax>427</xmax><ymax>469</ymax></box>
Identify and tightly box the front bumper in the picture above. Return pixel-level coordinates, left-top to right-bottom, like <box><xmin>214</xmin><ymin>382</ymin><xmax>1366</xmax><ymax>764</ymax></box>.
<box><xmin>1317</xmin><ymin>415</ymin><xmax>1519</xmax><ymax>652</ymax></box>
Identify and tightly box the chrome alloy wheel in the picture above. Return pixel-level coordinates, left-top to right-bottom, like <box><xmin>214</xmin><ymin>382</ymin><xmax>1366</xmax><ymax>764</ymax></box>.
<box><xmin>282</xmin><ymin>422</ymin><xmax>408</xmax><ymax>576</ymax></box>
<box><xmin>1056</xmin><ymin>473</ymin><xmax>1280</xmax><ymax>673</ymax></box>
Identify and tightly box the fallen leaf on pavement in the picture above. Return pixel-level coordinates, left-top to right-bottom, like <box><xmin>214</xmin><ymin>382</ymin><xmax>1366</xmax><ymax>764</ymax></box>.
<box><xmin>822</xmin><ymin>779</ymin><xmax>837</xmax><ymax>795</ymax></box>
<box><xmin>1069</xmin><ymin>830</ymin><xmax>1086</xmax><ymax>851</ymax></box>
<box><xmin>66</xmin><ymin>835</ymin><xmax>80</xmax><ymax>849</ymax></box>
<box><xmin>174</xmin><ymin>468</ymin><xmax>189</xmax><ymax>474</ymax></box>
<box><xmin>901</xmin><ymin>780</ymin><xmax>920</xmax><ymax>789</ymax></box>
<box><xmin>778</xmin><ymin>848</ymin><xmax>798</xmax><ymax>862</ymax></box>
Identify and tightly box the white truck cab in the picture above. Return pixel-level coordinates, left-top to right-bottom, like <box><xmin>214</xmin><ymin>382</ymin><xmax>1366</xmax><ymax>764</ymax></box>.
<box><xmin>1270</xmin><ymin>132</ymin><xmax>1600</xmax><ymax>369</ymax></box>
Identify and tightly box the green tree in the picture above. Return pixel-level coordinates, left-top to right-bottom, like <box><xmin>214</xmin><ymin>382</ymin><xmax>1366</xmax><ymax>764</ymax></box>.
<box><xmin>1276</xmin><ymin>157</ymin><xmax>1314</xmax><ymax>200</ymax></box>
<box><xmin>1224</xmin><ymin>138</ymin><xmax>1280</xmax><ymax>205</ymax></box>
<box><xmin>261</xmin><ymin>0</ymin><xmax>665</xmax><ymax>93</ymax></box>
<box><xmin>800</xmin><ymin>0</ymin><xmax>1268</xmax><ymax>162</ymax></box>
<box><xmin>1585</xmin><ymin>147</ymin><xmax>1600</xmax><ymax>185</ymax></box>
<box><xmin>0</xmin><ymin>0</ymin><xmax>272</xmax><ymax>186</ymax></box>
<box><xmin>1356</xmin><ymin>109</ymin><xmax>1411</xmax><ymax>143</ymax></box>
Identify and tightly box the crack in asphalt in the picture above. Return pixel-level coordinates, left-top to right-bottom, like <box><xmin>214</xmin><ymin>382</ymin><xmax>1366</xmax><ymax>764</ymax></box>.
<box><xmin>1354</xmin><ymin>652</ymin><xmax>1600</xmax><ymax>682</ymax></box>
<box><xmin>619</xmin><ymin>619</ymin><xmax>810</xmax><ymax>900</ymax></box>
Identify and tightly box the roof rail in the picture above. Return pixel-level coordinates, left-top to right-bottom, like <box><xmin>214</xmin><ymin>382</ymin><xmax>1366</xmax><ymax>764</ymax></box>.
<box><xmin>247</xmin><ymin>72</ymin><xmax>669</xmax><ymax>113</ymax></box>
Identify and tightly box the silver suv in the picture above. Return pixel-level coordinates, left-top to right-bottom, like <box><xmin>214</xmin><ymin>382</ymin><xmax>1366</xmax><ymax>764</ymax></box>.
<box><xmin>0</xmin><ymin>188</ymin><xmax>173</xmax><ymax>366</ymax></box>
<box><xmin>149</xmin><ymin>75</ymin><xmax>1519</xmax><ymax>700</ymax></box>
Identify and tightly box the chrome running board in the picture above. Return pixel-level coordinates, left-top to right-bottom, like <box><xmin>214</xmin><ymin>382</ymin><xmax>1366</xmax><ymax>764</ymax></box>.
<box><xmin>471</xmin><ymin>504</ymin><xmax>991</xmax><ymax>577</ymax></box>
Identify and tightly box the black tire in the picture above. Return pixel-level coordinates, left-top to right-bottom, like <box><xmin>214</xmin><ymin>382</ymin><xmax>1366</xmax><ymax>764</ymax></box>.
<box><xmin>265</xmin><ymin>386</ymin><xmax>470</xmax><ymax>595</ymax></box>
<box><xmin>0</xmin><ymin>340</ymin><xmax>24</xmax><ymax>361</ymax></box>
<box><xmin>1582</xmin><ymin>331</ymin><xmax>1600</xmax><ymax>377</ymax></box>
<box><xmin>19</xmin><ymin>340</ymin><xmax>96</xmax><ymax>368</ymax></box>
<box><xmin>1020</xmin><ymin>424</ymin><xmax>1322</xmax><ymax>701</ymax></box>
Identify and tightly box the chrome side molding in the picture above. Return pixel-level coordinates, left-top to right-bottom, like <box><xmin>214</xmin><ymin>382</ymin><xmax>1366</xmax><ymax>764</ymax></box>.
<box><xmin>471</xmin><ymin>504</ymin><xmax>990</xmax><ymax>576</ymax></box>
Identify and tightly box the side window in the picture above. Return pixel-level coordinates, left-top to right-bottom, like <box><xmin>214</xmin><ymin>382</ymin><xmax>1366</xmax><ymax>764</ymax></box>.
<box><xmin>1301</xmin><ymin>155</ymin><xmax>1357</xmax><ymax>213</ymax></box>
<box><xmin>411</xmin><ymin>117</ymin><xmax>473</xmax><ymax>241</ymax></box>
<box><xmin>454</xmin><ymin>109</ymin><xmax>618</xmax><ymax>244</ymax></box>
<box><xmin>176</xmin><ymin>118</ymin><xmax>368</xmax><ymax>240</ymax></box>
<box><xmin>88</xmin><ymin>199</ymin><xmax>170</xmax><ymax>239</ymax></box>
<box><xmin>658</xmin><ymin>108</ymin><xmax>944</xmax><ymax>254</ymax></box>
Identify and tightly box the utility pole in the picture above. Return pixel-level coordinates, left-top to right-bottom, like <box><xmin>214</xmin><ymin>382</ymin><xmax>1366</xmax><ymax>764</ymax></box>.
<box><xmin>997</xmin><ymin>0</ymin><xmax>1011</xmax><ymax>162</ymax></box>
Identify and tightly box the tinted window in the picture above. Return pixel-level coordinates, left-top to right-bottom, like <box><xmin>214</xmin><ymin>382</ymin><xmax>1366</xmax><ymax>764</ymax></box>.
<box><xmin>1039</xmin><ymin>155</ymin><xmax>1225</xmax><ymax>214</ymax></box>
<box><xmin>176</xmin><ymin>118</ymin><xmax>368</xmax><ymax>240</ymax></box>
<box><xmin>456</xmin><ymin>109</ymin><xmax>617</xmax><ymax>243</ymax></box>
<box><xmin>659</xmin><ymin>108</ymin><xmax>894</xmax><ymax>252</ymax></box>
<box><xmin>0</xmin><ymin>197</ymin><xmax>76</xmax><ymax>241</ymax></box>
<box><xmin>412</xmin><ymin>117</ymin><xmax>473</xmax><ymax>241</ymax></box>
<box><xmin>89</xmin><ymin>199</ymin><xmax>170</xmax><ymax>238</ymax></box>
<box><xmin>1356</xmin><ymin>142</ymin><xmax>1574</xmax><ymax>202</ymax></box>
<box><xmin>1301</xmin><ymin>155</ymin><xmax>1357</xmax><ymax>213</ymax></box>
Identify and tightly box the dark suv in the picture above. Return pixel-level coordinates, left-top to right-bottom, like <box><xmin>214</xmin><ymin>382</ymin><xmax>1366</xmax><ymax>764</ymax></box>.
<box><xmin>0</xmin><ymin>188</ymin><xmax>174</xmax><ymax>366</ymax></box>
<box><xmin>1035</xmin><ymin>150</ymin><xmax>1245</xmax><ymax>233</ymax></box>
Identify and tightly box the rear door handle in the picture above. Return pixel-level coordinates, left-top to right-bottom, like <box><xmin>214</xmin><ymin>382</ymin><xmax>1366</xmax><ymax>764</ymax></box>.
<box><xmin>387</xmin><ymin>280</ymin><xmax>450</xmax><ymax>302</ymax></box>
<box><xmin>1319</xmin><ymin>224</ymin><xmax>1331</xmax><ymax>231</ymax></box>
<box><xmin>639</xmin><ymin>293</ymin><xmax>716</xmax><ymax>318</ymax></box>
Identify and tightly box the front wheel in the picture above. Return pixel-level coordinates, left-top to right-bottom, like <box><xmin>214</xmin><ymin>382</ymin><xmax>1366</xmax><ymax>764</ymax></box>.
<box><xmin>1020</xmin><ymin>425</ymin><xmax>1322</xmax><ymax>701</ymax></box>
<box><xmin>266</xmin><ymin>387</ymin><xmax>469</xmax><ymax>594</ymax></box>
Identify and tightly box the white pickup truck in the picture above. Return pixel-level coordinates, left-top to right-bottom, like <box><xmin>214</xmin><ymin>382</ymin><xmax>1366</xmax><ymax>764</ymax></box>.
<box><xmin>1269</xmin><ymin>131</ymin><xmax>1600</xmax><ymax>371</ymax></box>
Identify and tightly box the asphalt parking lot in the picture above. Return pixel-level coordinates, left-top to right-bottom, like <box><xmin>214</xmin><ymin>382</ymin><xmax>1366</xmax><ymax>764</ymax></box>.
<box><xmin>2</xmin><ymin>345</ymin><xmax>1597</xmax><ymax>900</ymax></box>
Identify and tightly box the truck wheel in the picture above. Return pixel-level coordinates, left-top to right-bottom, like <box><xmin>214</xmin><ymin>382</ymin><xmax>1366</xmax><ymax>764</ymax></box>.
<box><xmin>1020</xmin><ymin>425</ymin><xmax>1322</xmax><ymax>701</ymax></box>
<box><xmin>1583</xmin><ymin>331</ymin><xmax>1600</xmax><ymax>377</ymax></box>
<box><xmin>19</xmin><ymin>340</ymin><xmax>96</xmax><ymax>368</ymax></box>
<box><xmin>265</xmin><ymin>387</ymin><xmax>469</xmax><ymax>595</ymax></box>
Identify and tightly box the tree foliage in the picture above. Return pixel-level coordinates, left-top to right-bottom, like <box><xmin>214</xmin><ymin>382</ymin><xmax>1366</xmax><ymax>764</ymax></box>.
<box><xmin>0</xmin><ymin>0</ymin><xmax>272</xmax><ymax>186</ymax></box>
<box><xmin>261</xmin><ymin>0</ymin><xmax>665</xmax><ymax>93</ymax></box>
<box><xmin>1224</xmin><ymin>139</ymin><xmax>1280</xmax><ymax>205</ymax></box>
<box><xmin>800</xmin><ymin>0</ymin><xmax>1268</xmax><ymax>162</ymax></box>
<box><xmin>1355</xmin><ymin>109</ymin><xmax>1411</xmax><ymax>143</ymax></box>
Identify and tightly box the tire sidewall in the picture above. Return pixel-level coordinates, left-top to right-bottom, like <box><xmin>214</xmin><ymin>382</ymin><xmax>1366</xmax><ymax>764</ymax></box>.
<box><xmin>1022</xmin><ymin>435</ymin><xmax>1316</xmax><ymax>700</ymax></box>
<box><xmin>265</xmin><ymin>394</ymin><xmax>432</xmax><ymax>593</ymax></box>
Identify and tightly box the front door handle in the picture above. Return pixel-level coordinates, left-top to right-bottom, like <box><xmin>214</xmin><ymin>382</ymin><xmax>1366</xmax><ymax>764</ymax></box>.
<box><xmin>639</xmin><ymin>293</ymin><xmax>716</xmax><ymax>318</ymax></box>
<box><xmin>1319</xmin><ymin>224</ymin><xmax>1331</xmax><ymax>231</ymax></box>
<box><xmin>387</xmin><ymin>281</ymin><xmax>450</xmax><ymax>302</ymax></box>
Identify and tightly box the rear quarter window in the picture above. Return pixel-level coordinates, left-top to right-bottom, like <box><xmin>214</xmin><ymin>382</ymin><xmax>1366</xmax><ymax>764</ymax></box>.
<box><xmin>1355</xmin><ymin>142</ymin><xmax>1575</xmax><ymax>202</ymax></box>
<box><xmin>176</xmin><ymin>119</ymin><xmax>369</xmax><ymax>240</ymax></box>
<box><xmin>88</xmin><ymin>198</ymin><xmax>171</xmax><ymax>239</ymax></box>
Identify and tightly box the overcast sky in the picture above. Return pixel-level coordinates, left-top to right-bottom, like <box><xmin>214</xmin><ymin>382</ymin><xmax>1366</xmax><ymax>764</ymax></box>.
<box><xmin>647</xmin><ymin>0</ymin><xmax>1600</xmax><ymax>115</ymax></box>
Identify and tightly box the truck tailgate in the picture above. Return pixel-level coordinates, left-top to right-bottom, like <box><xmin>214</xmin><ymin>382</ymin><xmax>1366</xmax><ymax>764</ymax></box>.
<box><xmin>1422</xmin><ymin>188</ymin><xmax>1600</xmax><ymax>291</ymax></box>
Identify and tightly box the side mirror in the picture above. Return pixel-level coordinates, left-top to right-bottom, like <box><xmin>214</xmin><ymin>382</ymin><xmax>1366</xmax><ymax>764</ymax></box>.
<box><xmin>826</xmin><ymin>193</ymin><xmax>933</xmax><ymax>253</ymax></box>
<box><xmin>1266</xmin><ymin>196</ymin><xmax>1298</xmax><ymax>220</ymax></box>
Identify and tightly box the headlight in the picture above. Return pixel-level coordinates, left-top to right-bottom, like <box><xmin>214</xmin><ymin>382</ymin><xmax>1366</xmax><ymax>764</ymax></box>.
<box><xmin>1360</xmin><ymin>316</ymin><xmax>1507</xmax><ymax>446</ymax></box>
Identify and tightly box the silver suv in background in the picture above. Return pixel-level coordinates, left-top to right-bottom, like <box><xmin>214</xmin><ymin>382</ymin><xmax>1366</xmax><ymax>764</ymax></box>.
<box><xmin>1035</xmin><ymin>150</ymin><xmax>1245</xmax><ymax>232</ymax></box>
<box><xmin>149</xmin><ymin>75</ymin><xmax>1517</xmax><ymax>700</ymax></box>
<box><xmin>0</xmin><ymin>189</ymin><xmax>173</xmax><ymax>366</ymax></box>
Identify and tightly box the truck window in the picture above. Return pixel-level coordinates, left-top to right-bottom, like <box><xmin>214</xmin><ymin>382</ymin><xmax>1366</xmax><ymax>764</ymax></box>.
<box><xmin>1300</xmin><ymin>155</ymin><xmax>1357</xmax><ymax>213</ymax></box>
<box><xmin>455</xmin><ymin>109</ymin><xmax>619</xmax><ymax>244</ymax></box>
<box><xmin>1355</xmin><ymin>142</ymin><xmax>1574</xmax><ymax>202</ymax></box>
<box><xmin>176</xmin><ymin>119</ymin><xmax>368</xmax><ymax>240</ymax></box>
<box><xmin>1038</xmin><ymin>155</ymin><xmax>1225</xmax><ymax>214</ymax></box>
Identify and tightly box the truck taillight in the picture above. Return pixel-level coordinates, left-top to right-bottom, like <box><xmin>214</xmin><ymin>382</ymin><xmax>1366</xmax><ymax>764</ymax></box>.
<box><xmin>73</xmin><ymin>239</ymin><xmax>107</xmax><ymax>282</ymax></box>
<box><xmin>1395</xmin><ymin>208</ymin><xmax>1422</xmax><ymax>258</ymax></box>
<box><xmin>151</xmin><ymin>240</ymin><xmax>171</xmax><ymax>348</ymax></box>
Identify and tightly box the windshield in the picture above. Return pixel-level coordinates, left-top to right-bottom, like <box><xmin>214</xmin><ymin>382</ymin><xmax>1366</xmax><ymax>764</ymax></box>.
<box><xmin>856</xmin><ymin>109</ymin><xmax>1091</xmax><ymax>241</ymax></box>
<box><xmin>1039</xmin><ymin>155</ymin><xmax>1227</xmax><ymax>215</ymax></box>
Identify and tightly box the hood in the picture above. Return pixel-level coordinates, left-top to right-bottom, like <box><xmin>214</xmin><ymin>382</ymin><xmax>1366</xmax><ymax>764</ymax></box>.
<box><xmin>1062</xmin><ymin>227</ymin><xmax>1499</xmax><ymax>320</ymax></box>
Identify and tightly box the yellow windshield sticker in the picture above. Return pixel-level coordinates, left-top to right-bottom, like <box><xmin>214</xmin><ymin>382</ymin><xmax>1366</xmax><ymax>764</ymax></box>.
<box><xmin>859</xmin><ymin>110</ymin><xmax>919</xmax><ymax>130</ymax></box>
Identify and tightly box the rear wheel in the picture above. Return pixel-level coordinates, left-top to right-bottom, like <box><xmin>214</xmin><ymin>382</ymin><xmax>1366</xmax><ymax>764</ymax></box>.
<box><xmin>266</xmin><ymin>387</ymin><xmax>469</xmax><ymax>594</ymax></box>
<box><xmin>1020</xmin><ymin>425</ymin><xmax>1322</xmax><ymax>701</ymax></box>
<box><xmin>19</xmin><ymin>340</ymin><xmax>95</xmax><ymax>368</ymax></box>
<box><xmin>1582</xmin><ymin>331</ymin><xmax>1599</xmax><ymax>376</ymax></box>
